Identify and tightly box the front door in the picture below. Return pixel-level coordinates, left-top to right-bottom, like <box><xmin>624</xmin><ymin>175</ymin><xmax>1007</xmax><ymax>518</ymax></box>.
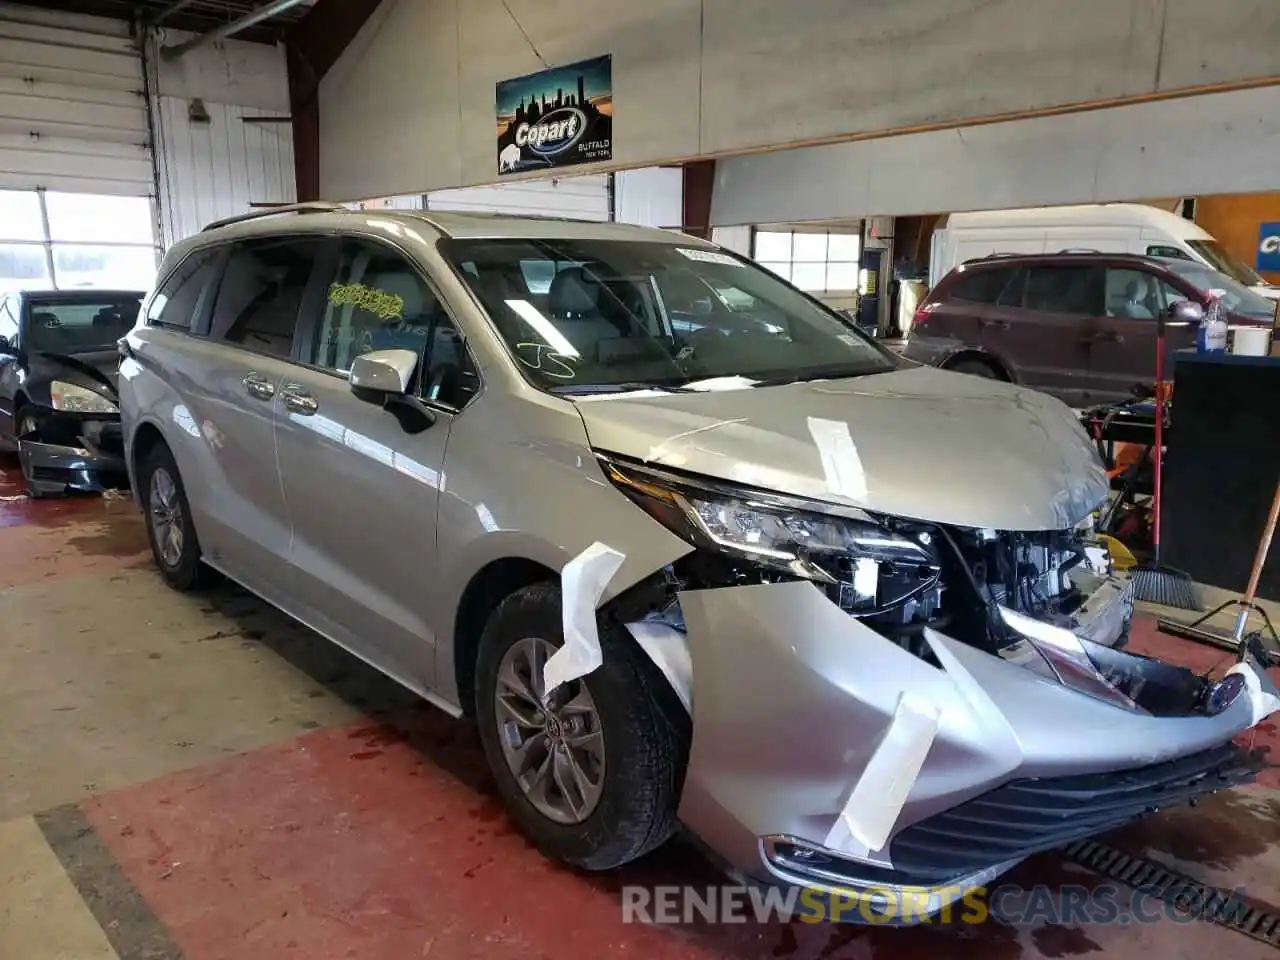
<box><xmin>273</xmin><ymin>237</ymin><xmax>470</xmax><ymax>691</ymax></box>
<box><xmin>1085</xmin><ymin>266</ymin><xmax>1198</xmax><ymax>403</ymax></box>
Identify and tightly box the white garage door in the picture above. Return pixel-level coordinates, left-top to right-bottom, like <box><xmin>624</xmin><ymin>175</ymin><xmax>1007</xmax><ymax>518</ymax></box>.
<box><xmin>0</xmin><ymin>9</ymin><xmax>151</xmax><ymax>196</ymax></box>
<box><xmin>426</xmin><ymin>174</ymin><xmax>610</xmax><ymax>221</ymax></box>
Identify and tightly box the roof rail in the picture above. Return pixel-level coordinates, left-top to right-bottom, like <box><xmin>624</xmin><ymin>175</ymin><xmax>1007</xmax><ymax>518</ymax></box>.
<box><xmin>1057</xmin><ymin>247</ymin><xmax>1101</xmax><ymax>254</ymax></box>
<box><xmin>202</xmin><ymin>201</ymin><xmax>349</xmax><ymax>233</ymax></box>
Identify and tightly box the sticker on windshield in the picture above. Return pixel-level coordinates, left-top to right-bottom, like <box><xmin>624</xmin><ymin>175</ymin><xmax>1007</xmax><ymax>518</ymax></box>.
<box><xmin>837</xmin><ymin>334</ymin><xmax>860</xmax><ymax>347</ymax></box>
<box><xmin>676</xmin><ymin>248</ymin><xmax>743</xmax><ymax>267</ymax></box>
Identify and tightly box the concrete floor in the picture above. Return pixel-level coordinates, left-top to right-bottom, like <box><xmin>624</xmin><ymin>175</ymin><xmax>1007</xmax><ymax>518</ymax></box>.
<box><xmin>2</xmin><ymin>458</ymin><xmax>1279</xmax><ymax>960</ymax></box>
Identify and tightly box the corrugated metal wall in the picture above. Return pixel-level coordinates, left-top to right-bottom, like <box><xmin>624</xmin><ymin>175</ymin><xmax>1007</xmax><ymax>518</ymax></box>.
<box><xmin>426</xmin><ymin>175</ymin><xmax>610</xmax><ymax>221</ymax></box>
<box><xmin>153</xmin><ymin>95</ymin><xmax>295</xmax><ymax>246</ymax></box>
<box><xmin>0</xmin><ymin>7</ymin><xmax>150</xmax><ymax>195</ymax></box>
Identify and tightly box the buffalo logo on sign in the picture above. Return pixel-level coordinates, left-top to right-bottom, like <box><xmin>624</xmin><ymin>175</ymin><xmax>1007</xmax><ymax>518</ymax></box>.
<box><xmin>496</xmin><ymin>55</ymin><xmax>612</xmax><ymax>176</ymax></box>
<box><xmin>1259</xmin><ymin>222</ymin><xmax>1280</xmax><ymax>273</ymax></box>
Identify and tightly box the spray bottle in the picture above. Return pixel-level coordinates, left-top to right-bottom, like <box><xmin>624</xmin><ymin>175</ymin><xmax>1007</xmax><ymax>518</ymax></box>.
<box><xmin>1196</xmin><ymin>290</ymin><xmax>1228</xmax><ymax>353</ymax></box>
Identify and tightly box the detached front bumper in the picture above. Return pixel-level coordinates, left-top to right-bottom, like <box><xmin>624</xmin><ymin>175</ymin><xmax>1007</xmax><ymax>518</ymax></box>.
<box><xmin>663</xmin><ymin>580</ymin><xmax>1274</xmax><ymax>919</ymax></box>
<box><xmin>17</xmin><ymin>414</ymin><xmax>127</xmax><ymax>496</ymax></box>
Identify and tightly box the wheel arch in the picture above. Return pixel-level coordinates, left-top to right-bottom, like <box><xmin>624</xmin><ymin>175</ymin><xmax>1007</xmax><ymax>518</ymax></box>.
<box><xmin>452</xmin><ymin>556</ymin><xmax>560</xmax><ymax>716</ymax></box>
<box><xmin>942</xmin><ymin>348</ymin><xmax>1014</xmax><ymax>381</ymax></box>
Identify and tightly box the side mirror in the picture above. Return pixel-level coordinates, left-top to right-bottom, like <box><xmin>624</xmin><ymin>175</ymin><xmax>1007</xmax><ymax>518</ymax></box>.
<box><xmin>349</xmin><ymin>347</ymin><xmax>436</xmax><ymax>431</ymax></box>
<box><xmin>1168</xmin><ymin>300</ymin><xmax>1204</xmax><ymax>324</ymax></box>
<box><xmin>350</xmin><ymin>348</ymin><xmax>418</xmax><ymax>395</ymax></box>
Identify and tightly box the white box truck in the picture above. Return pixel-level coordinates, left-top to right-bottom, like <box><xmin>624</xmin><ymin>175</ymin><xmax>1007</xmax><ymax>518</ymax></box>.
<box><xmin>929</xmin><ymin>203</ymin><xmax>1279</xmax><ymax>300</ymax></box>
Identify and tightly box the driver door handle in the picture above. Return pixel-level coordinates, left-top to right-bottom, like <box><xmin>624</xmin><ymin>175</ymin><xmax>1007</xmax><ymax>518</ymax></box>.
<box><xmin>1090</xmin><ymin>330</ymin><xmax>1124</xmax><ymax>344</ymax></box>
<box><xmin>280</xmin><ymin>383</ymin><xmax>319</xmax><ymax>416</ymax></box>
<box><xmin>242</xmin><ymin>372</ymin><xmax>276</xmax><ymax>401</ymax></box>
<box><xmin>979</xmin><ymin>318</ymin><xmax>1010</xmax><ymax>330</ymax></box>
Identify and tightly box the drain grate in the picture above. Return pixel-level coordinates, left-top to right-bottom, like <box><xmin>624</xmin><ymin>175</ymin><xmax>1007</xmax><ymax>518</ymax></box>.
<box><xmin>1064</xmin><ymin>838</ymin><xmax>1280</xmax><ymax>948</ymax></box>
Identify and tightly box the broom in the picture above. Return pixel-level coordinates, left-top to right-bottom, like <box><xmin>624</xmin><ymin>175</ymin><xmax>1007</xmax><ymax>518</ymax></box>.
<box><xmin>1129</xmin><ymin>304</ymin><xmax>1201</xmax><ymax>611</ymax></box>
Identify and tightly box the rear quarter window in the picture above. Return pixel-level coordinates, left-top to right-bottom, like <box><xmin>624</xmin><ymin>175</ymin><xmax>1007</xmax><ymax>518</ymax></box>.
<box><xmin>147</xmin><ymin>248</ymin><xmax>222</xmax><ymax>331</ymax></box>
<box><xmin>946</xmin><ymin>267</ymin><xmax>1015</xmax><ymax>304</ymax></box>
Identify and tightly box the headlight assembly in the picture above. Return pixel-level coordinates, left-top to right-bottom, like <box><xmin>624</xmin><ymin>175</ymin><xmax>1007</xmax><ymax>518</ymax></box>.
<box><xmin>601</xmin><ymin>456</ymin><xmax>940</xmax><ymax>614</ymax></box>
<box><xmin>50</xmin><ymin>381</ymin><xmax>118</xmax><ymax>414</ymax></box>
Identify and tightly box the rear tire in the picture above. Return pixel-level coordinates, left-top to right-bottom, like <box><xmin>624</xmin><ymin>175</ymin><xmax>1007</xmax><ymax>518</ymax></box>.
<box><xmin>138</xmin><ymin>443</ymin><xmax>212</xmax><ymax>591</ymax></box>
<box><xmin>474</xmin><ymin>581</ymin><xmax>689</xmax><ymax>870</ymax></box>
<box><xmin>948</xmin><ymin>358</ymin><xmax>1002</xmax><ymax>379</ymax></box>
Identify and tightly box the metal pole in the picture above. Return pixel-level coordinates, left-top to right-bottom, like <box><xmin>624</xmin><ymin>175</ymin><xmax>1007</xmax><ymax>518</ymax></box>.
<box><xmin>160</xmin><ymin>0</ymin><xmax>308</xmax><ymax>59</ymax></box>
<box><xmin>36</xmin><ymin>188</ymin><xmax>56</xmax><ymax>289</ymax></box>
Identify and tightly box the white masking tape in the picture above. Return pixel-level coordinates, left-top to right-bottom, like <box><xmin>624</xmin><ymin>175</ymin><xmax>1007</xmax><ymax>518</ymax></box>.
<box><xmin>824</xmin><ymin>693</ymin><xmax>941</xmax><ymax>859</ymax></box>
<box><xmin>543</xmin><ymin>542</ymin><xmax>627</xmax><ymax>697</ymax></box>
<box><xmin>808</xmin><ymin>417</ymin><xmax>868</xmax><ymax>501</ymax></box>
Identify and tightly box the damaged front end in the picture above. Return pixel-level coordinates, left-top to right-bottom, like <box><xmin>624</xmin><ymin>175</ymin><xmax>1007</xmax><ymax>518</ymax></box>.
<box><xmin>599</xmin><ymin>455</ymin><xmax>1275</xmax><ymax>919</ymax></box>
<box><xmin>18</xmin><ymin>410</ymin><xmax>128</xmax><ymax>497</ymax></box>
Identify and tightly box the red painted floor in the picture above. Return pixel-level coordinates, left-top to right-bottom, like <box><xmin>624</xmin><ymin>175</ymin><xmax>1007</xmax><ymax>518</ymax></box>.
<box><xmin>74</xmin><ymin>619</ymin><xmax>1280</xmax><ymax>960</ymax></box>
<box><xmin>5</xmin><ymin>459</ymin><xmax>1280</xmax><ymax>959</ymax></box>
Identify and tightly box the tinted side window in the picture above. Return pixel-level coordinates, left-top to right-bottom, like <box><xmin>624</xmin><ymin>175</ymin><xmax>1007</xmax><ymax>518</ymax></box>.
<box><xmin>1147</xmin><ymin>245</ymin><xmax>1193</xmax><ymax>261</ymax></box>
<box><xmin>421</xmin><ymin>315</ymin><xmax>479</xmax><ymax>408</ymax></box>
<box><xmin>147</xmin><ymin>248</ymin><xmax>220</xmax><ymax>331</ymax></box>
<box><xmin>949</xmin><ymin>267</ymin><xmax>1014</xmax><ymax>304</ymax></box>
<box><xmin>209</xmin><ymin>238</ymin><xmax>322</xmax><ymax>357</ymax></box>
<box><xmin>1105</xmin><ymin>268</ymin><xmax>1162</xmax><ymax>320</ymax></box>
<box><xmin>313</xmin><ymin>239</ymin><xmax>439</xmax><ymax>372</ymax></box>
<box><xmin>313</xmin><ymin>239</ymin><xmax>478</xmax><ymax>407</ymax></box>
<box><xmin>1024</xmin><ymin>266</ymin><xmax>1100</xmax><ymax>314</ymax></box>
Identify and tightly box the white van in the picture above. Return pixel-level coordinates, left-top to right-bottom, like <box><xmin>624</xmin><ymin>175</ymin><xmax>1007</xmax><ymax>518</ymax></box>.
<box><xmin>929</xmin><ymin>203</ymin><xmax>1280</xmax><ymax>300</ymax></box>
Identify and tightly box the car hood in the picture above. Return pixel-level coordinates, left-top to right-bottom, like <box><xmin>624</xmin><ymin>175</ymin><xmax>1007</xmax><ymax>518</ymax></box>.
<box><xmin>27</xmin><ymin>349</ymin><xmax>118</xmax><ymax>397</ymax></box>
<box><xmin>574</xmin><ymin>366</ymin><xmax>1109</xmax><ymax>531</ymax></box>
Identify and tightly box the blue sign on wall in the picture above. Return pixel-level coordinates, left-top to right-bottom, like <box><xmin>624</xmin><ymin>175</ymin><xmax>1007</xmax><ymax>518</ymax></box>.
<box><xmin>1259</xmin><ymin>221</ymin><xmax>1280</xmax><ymax>272</ymax></box>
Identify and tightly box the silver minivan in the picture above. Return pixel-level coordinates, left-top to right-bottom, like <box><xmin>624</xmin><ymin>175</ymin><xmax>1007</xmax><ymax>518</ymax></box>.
<box><xmin>121</xmin><ymin>204</ymin><xmax>1275</xmax><ymax>918</ymax></box>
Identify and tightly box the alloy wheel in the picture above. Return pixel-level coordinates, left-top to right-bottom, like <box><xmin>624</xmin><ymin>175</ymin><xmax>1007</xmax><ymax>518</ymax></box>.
<box><xmin>148</xmin><ymin>467</ymin><xmax>185</xmax><ymax>569</ymax></box>
<box><xmin>494</xmin><ymin>636</ymin><xmax>607</xmax><ymax>825</ymax></box>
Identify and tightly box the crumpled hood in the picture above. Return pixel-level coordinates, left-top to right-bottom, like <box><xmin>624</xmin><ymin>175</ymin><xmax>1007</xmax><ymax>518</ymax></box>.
<box><xmin>575</xmin><ymin>366</ymin><xmax>1109</xmax><ymax>531</ymax></box>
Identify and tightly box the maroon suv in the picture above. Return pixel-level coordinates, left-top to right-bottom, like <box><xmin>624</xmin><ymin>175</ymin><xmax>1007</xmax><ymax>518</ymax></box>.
<box><xmin>904</xmin><ymin>252</ymin><xmax>1277</xmax><ymax>406</ymax></box>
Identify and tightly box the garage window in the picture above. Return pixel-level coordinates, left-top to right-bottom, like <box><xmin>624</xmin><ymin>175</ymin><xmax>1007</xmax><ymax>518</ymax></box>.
<box><xmin>753</xmin><ymin>230</ymin><xmax>861</xmax><ymax>294</ymax></box>
<box><xmin>0</xmin><ymin>190</ymin><xmax>157</xmax><ymax>293</ymax></box>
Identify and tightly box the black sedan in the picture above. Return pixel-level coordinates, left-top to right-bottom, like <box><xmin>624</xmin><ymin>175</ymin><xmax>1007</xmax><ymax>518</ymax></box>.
<box><xmin>0</xmin><ymin>290</ymin><xmax>143</xmax><ymax>497</ymax></box>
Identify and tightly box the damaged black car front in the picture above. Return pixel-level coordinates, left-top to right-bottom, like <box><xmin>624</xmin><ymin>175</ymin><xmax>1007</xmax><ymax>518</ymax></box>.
<box><xmin>0</xmin><ymin>291</ymin><xmax>141</xmax><ymax>497</ymax></box>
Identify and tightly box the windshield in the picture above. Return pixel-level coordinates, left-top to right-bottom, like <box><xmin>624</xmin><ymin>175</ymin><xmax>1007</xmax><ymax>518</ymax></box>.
<box><xmin>1160</xmin><ymin>260</ymin><xmax>1277</xmax><ymax>322</ymax></box>
<box><xmin>1186</xmin><ymin>239</ymin><xmax>1266</xmax><ymax>287</ymax></box>
<box><xmin>440</xmin><ymin>238</ymin><xmax>897</xmax><ymax>393</ymax></box>
<box><xmin>24</xmin><ymin>296</ymin><xmax>142</xmax><ymax>354</ymax></box>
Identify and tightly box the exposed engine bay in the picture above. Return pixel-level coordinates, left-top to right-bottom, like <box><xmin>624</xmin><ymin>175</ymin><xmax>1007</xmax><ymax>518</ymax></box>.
<box><xmin>603</xmin><ymin>454</ymin><xmax>1232</xmax><ymax>721</ymax></box>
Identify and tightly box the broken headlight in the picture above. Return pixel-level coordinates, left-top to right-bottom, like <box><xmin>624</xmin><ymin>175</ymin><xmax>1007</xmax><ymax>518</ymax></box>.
<box><xmin>601</xmin><ymin>457</ymin><xmax>940</xmax><ymax>613</ymax></box>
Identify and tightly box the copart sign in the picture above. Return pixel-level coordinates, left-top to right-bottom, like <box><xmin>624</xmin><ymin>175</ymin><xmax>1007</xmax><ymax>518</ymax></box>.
<box><xmin>496</xmin><ymin>55</ymin><xmax>612</xmax><ymax>176</ymax></box>
<box><xmin>1258</xmin><ymin>222</ymin><xmax>1280</xmax><ymax>273</ymax></box>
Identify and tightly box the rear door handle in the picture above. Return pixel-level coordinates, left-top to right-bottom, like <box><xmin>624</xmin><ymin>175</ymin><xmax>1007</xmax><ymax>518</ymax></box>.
<box><xmin>979</xmin><ymin>319</ymin><xmax>1010</xmax><ymax>330</ymax></box>
<box><xmin>280</xmin><ymin>383</ymin><xmax>318</xmax><ymax>416</ymax></box>
<box><xmin>242</xmin><ymin>372</ymin><xmax>276</xmax><ymax>401</ymax></box>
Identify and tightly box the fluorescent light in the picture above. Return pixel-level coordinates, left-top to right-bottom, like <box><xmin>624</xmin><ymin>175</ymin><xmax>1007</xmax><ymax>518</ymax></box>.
<box><xmin>504</xmin><ymin>299</ymin><xmax>579</xmax><ymax>357</ymax></box>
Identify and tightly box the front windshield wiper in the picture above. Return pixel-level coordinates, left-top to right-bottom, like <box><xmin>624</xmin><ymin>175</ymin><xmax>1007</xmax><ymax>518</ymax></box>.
<box><xmin>750</xmin><ymin>366</ymin><xmax>888</xmax><ymax>388</ymax></box>
<box><xmin>550</xmin><ymin>381</ymin><xmax>696</xmax><ymax>396</ymax></box>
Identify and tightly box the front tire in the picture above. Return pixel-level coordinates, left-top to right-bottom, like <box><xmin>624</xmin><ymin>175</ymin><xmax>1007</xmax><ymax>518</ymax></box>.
<box><xmin>138</xmin><ymin>443</ymin><xmax>210</xmax><ymax>591</ymax></box>
<box><xmin>948</xmin><ymin>358</ymin><xmax>1001</xmax><ymax>379</ymax></box>
<box><xmin>475</xmin><ymin>581</ymin><xmax>689</xmax><ymax>870</ymax></box>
